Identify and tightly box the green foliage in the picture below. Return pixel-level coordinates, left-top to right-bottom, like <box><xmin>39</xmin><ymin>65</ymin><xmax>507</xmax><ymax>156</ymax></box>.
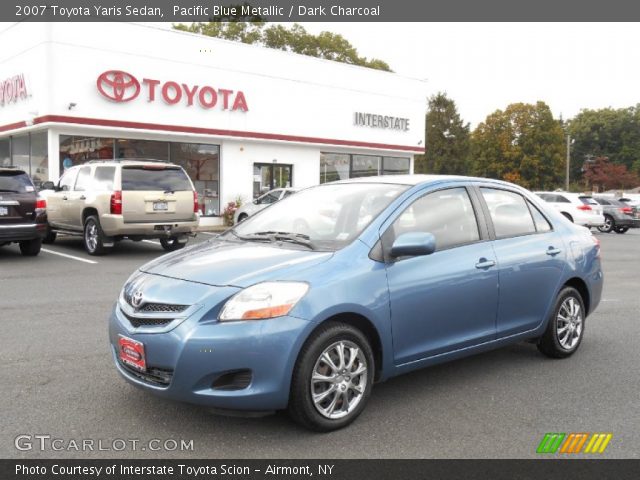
<box><xmin>415</xmin><ymin>92</ymin><xmax>470</xmax><ymax>175</ymax></box>
<box><xmin>173</xmin><ymin>21</ymin><xmax>391</xmax><ymax>71</ymax></box>
<box><xmin>471</xmin><ymin>102</ymin><xmax>565</xmax><ymax>190</ymax></box>
<box><xmin>567</xmin><ymin>106</ymin><xmax>640</xmax><ymax>177</ymax></box>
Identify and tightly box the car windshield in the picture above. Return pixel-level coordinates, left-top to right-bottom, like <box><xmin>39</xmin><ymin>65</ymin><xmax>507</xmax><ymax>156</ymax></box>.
<box><xmin>228</xmin><ymin>183</ymin><xmax>408</xmax><ymax>250</ymax></box>
<box><xmin>0</xmin><ymin>170</ymin><xmax>34</xmax><ymax>193</ymax></box>
<box><xmin>121</xmin><ymin>166</ymin><xmax>191</xmax><ymax>191</ymax></box>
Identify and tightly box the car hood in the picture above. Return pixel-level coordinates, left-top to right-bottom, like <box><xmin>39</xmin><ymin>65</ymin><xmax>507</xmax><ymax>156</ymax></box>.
<box><xmin>139</xmin><ymin>239</ymin><xmax>333</xmax><ymax>288</ymax></box>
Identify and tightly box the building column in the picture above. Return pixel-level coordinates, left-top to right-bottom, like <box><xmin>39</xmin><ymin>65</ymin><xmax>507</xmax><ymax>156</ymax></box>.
<box><xmin>47</xmin><ymin>128</ymin><xmax>59</xmax><ymax>181</ymax></box>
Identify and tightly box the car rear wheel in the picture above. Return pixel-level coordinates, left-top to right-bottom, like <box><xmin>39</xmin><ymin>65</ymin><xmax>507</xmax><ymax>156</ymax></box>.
<box><xmin>288</xmin><ymin>322</ymin><xmax>374</xmax><ymax>432</ymax></box>
<box><xmin>598</xmin><ymin>215</ymin><xmax>614</xmax><ymax>233</ymax></box>
<box><xmin>19</xmin><ymin>238</ymin><xmax>42</xmax><ymax>256</ymax></box>
<box><xmin>614</xmin><ymin>226</ymin><xmax>629</xmax><ymax>234</ymax></box>
<box><xmin>160</xmin><ymin>237</ymin><xmax>186</xmax><ymax>251</ymax></box>
<box><xmin>84</xmin><ymin>216</ymin><xmax>108</xmax><ymax>256</ymax></box>
<box><xmin>42</xmin><ymin>225</ymin><xmax>57</xmax><ymax>244</ymax></box>
<box><xmin>537</xmin><ymin>286</ymin><xmax>585</xmax><ymax>359</ymax></box>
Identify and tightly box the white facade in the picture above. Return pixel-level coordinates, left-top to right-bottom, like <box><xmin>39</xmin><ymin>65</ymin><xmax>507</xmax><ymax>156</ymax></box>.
<box><xmin>0</xmin><ymin>22</ymin><xmax>426</xmax><ymax>223</ymax></box>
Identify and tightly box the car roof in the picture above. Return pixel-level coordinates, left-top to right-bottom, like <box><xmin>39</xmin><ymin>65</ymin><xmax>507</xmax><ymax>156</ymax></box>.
<box><xmin>81</xmin><ymin>159</ymin><xmax>180</xmax><ymax>168</ymax></box>
<box><xmin>332</xmin><ymin>174</ymin><xmax>515</xmax><ymax>187</ymax></box>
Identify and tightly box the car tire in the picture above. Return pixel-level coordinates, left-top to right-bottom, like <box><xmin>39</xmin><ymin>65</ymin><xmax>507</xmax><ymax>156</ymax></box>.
<box><xmin>561</xmin><ymin>212</ymin><xmax>574</xmax><ymax>223</ymax></box>
<box><xmin>160</xmin><ymin>237</ymin><xmax>186</xmax><ymax>251</ymax></box>
<box><xmin>614</xmin><ymin>226</ymin><xmax>629</xmax><ymax>234</ymax></box>
<box><xmin>537</xmin><ymin>286</ymin><xmax>586</xmax><ymax>359</ymax></box>
<box><xmin>42</xmin><ymin>226</ymin><xmax>57</xmax><ymax>244</ymax></box>
<box><xmin>598</xmin><ymin>215</ymin><xmax>614</xmax><ymax>233</ymax></box>
<box><xmin>83</xmin><ymin>216</ymin><xmax>108</xmax><ymax>256</ymax></box>
<box><xmin>19</xmin><ymin>238</ymin><xmax>42</xmax><ymax>256</ymax></box>
<box><xmin>288</xmin><ymin>322</ymin><xmax>374</xmax><ymax>432</ymax></box>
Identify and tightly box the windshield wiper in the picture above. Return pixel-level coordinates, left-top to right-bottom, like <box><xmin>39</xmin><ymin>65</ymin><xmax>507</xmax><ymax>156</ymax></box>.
<box><xmin>231</xmin><ymin>230</ymin><xmax>316</xmax><ymax>250</ymax></box>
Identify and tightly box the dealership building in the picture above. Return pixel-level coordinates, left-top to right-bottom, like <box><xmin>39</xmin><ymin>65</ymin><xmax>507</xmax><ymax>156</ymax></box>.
<box><xmin>0</xmin><ymin>23</ymin><xmax>426</xmax><ymax>224</ymax></box>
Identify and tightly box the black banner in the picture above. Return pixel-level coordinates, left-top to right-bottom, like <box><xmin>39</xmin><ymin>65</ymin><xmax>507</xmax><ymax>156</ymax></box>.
<box><xmin>5</xmin><ymin>0</ymin><xmax>640</xmax><ymax>22</ymax></box>
<box><xmin>3</xmin><ymin>460</ymin><xmax>640</xmax><ymax>480</ymax></box>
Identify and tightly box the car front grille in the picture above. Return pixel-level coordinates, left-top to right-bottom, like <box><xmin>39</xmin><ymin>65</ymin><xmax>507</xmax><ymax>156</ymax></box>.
<box><xmin>121</xmin><ymin>310</ymin><xmax>174</xmax><ymax>328</ymax></box>
<box><xmin>119</xmin><ymin>359</ymin><xmax>173</xmax><ymax>387</ymax></box>
<box><xmin>137</xmin><ymin>303</ymin><xmax>188</xmax><ymax>313</ymax></box>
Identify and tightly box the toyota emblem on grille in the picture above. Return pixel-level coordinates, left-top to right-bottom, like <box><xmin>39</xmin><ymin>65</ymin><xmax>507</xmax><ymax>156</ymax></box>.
<box><xmin>96</xmin><ymin>70</ymin><xmax>140</xmax><ymax>102</ymax></box>
<box><xmin>131</xmin><ymin>290</ymin><xmax>144</xmax><ymax>308</ymax></box>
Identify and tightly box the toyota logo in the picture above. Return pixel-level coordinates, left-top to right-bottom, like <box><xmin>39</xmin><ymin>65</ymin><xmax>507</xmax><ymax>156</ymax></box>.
<box><xmin>131</xmin><ymin>290</ymin><xmax>144</xmax><ymax>308</ymax></box>
<box><xmin>96</xmin><ymin>70</ymin><xmax>140</xmax><ymax>102</ymax></box>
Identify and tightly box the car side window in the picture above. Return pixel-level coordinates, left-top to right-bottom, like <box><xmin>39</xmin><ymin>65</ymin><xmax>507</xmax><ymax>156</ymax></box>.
<box><xmin>259</xmin><ymin>191</ymin><xmax>281</xmax><ymax>205</ymax></box>
<box><xmin>481</xmin><ymin>188</ymin><xmax>536</xmax><ymax>238</ymax></box>
<box><xmin>527</xmin><ymin>200</ymin><xmax>552</xmax><ymax>232</ymax></box>
<box><xmin>74</xmin><ymin>166</ymin><xmax>92</xmax><ymax>192</ymax></box>
<box><xmin>386</xmin><ymin>187</ymin><xmax>480</xmax><ymax>253</ymax></box>
<box><xmin>94</xmin><ymin>166</ymin><xmax>116</xmax><ymax>191</ymax></box>
<box><xmin>58</xmin><ymin>169</ymin><xmax>77</xmax><ymax>192</ymax></box>
<box><xmin>554</xmin><ymin>195</ymin><xmax>571</xmax><ymax>203</ymax></box>
<box><xmin>282</xmin><ymin>190</ymin><xmax>295</xmax><ymax>198</ymax></box>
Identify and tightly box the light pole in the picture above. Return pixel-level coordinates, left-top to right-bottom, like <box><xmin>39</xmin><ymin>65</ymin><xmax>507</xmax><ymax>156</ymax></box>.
<box><xmin>565</xmin><ymin>134</ymin><xmax>571</xmax><ymax>191</ymax></box>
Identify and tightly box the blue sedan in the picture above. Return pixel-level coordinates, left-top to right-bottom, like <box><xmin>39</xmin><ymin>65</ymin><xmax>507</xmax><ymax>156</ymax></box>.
<box><xmin>109</xmin><ymin>175</ymin><xmax>603</xmax><ymax>431</ymax></box>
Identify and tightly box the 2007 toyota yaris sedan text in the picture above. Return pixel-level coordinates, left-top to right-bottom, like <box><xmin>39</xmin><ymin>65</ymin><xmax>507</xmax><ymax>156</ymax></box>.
<box><xmin>109</xmin><ymin>175</ymin><xmax>603</xmax><ymax>431</ymax></box>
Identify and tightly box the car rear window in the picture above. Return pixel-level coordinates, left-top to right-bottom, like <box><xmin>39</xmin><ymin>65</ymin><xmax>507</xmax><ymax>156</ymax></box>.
<box><xmin>0</xmin><ymin>170</ymin><xmax>35</xmax><ymax>193</ymax></box>
<box><xmin>579</xmin><ymin>196</ymin><xmax>598</xmax><ymax>205</ymax></box>
<box><xmin>121</xmin><ymin>166</ymin><xmax>191</xmax><ymax>192</ymax></box>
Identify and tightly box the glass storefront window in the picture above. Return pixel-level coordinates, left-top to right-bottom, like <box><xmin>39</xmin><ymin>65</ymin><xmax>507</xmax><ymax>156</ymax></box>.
<box><xmin>0</xmin><ymin>138</ymin><xmax>10</xmax><ymax>167</ymax></box>
<box><xmin>59</xmin><ymin>135</ymin><xmax>114</xmax><ymax>171</ymax></box>
<box><xmin>30</xmin><ymin>132</ymin><xmax>48</xmax><ymax>187</ymax></box>
<box><xmin>253</xmin><ymin>163</ymin><xmax>293</xmax><ymax>198</ymax></box>
<box><xmin>383</xmin><ymin>156</ymin><xmax>410</xmax><ymax>175</ymax></box>
<box><xmin>116</xmin><ymin>139</ymin><xmax>168</xmax><ymax>160</ymax></box>
<box><xmin>351</xmin><ymin>155</ymin><xmax>381</xmax><ymax>178</ymax></box>
<box><xmin>11</xmin><ymin>135</ymin><xmax>30</xmax><ymax>174</ymax></box>
<box><xmin>170</xmin><ymin>143</ymin><xmax>220</xmax><ymax>217</ymax></box>
<box><xmin>320</xmin><ymin>153</ymin><xmax>350</xmax><ymax>183</ymax></box>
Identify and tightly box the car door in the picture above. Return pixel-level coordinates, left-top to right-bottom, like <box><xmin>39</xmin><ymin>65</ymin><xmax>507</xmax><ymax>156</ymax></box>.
<box><xmin>46</xmin><ymin>168</ymin><xmax>78</xmax><ymax>229</ymax></box>
<box><xmin>382</xmin><ymin>186</ymin><xmax>499</xmax><ymax>364</ymax></box>
<box><xmin>477</xmin><ymin>186</ymin><xmax>566</xmax><ymax>336</ymax></box>
<box><xmin>65</xmin><ymin>165</ymin><xmax>92</xmax><ymax>230</ymax></box>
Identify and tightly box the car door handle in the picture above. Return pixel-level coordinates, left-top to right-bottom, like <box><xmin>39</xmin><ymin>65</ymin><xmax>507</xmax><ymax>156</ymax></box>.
<box><xmin>62</xmin><ymin>196</ymin><xmax>68</xmax><ymax>201</ymax></box>
<box><xmin>546</xmin><ymin>247</ymin><xmax>562</xmax><ymax>256</ymax></box>
<box><xmin>79</xmin><ymin>195</ymin><xmax>86</xmax><ymax>200</ymax></box>
<box><xmin>475</xmin><ymin>259</ymin><xmax>496</xmax><ymax>269</ymax></box>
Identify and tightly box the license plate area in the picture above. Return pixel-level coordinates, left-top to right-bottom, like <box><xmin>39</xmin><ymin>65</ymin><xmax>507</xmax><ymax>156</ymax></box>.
<box><xmin>118</xmin><ymin>335</ymin><xmax>146</xmax><ymax>372</ymax></box>
<box><xmin>153</xmin><ymin>201</ymin><xmax>168</xmax><ymax>211</ymax></box>
<box><xmin>0</xmin><ymin>206</ymin><xmax>7</xmax><ymax>216</ymax></box>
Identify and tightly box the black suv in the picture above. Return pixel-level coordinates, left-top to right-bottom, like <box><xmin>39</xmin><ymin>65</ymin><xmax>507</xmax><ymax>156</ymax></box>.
<box><xmin>0</xmin><ymin>167</ymin><xmax>47</xmax><ymax>256</ymax></box>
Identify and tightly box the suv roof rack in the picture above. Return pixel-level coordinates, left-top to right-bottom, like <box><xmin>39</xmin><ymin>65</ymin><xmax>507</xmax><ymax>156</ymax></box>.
<box><xmin>85</xmin><ymin>158</ymin><xmax>172</xmax><ymax>164</ymax></box>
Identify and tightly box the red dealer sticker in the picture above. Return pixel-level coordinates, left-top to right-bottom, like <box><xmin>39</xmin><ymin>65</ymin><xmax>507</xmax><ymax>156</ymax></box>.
<box><xmin>118</xmin><ymin>335</ymin><xmax>146</xmax><ymax>372</ymax></box>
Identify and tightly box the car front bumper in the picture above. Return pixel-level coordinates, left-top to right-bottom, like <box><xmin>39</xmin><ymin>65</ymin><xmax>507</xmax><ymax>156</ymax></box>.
<box><xmin>99</xmin><ymin>215</ymin><xmax>198</xmax><ymax>238</ymax></box>
<box><xmin>108</xmin><ymin>304</ymin><xmax>315</xmax><ymax>411</ymax></box>
<box><xmin>0</xmin><ymin>222</ymin><xmax>46</xmax><ymax>242</ymax></box>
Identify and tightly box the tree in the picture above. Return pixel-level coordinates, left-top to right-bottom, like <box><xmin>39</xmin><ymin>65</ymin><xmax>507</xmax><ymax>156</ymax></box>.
<box><xmin>583</xmin><ymin>156</ymin><xmax>640</xmax><ymax>191</ymax></box>
<box><xmin>568</xmin><ymin>106</ymin><xmax>640</xmax><ymax>177</ymax></box>
<box><xmin>470</xmin><ymin>102</ymin><xmax>565</xmax><ymax>190</ymax></box>
<box><xmin>174</xmin><ymin>21</ymin><xmax>391</xmax><ymax>71</ymax></box>
<box><xmin>414</xmin><ymin>93</ymin><xmax>470</xmax><ymax>175</ymax></box>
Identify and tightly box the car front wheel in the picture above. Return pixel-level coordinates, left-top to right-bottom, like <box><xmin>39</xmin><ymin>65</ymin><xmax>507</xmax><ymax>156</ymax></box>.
<box><xmin>614</xmin><ymin>226</ymin><xmax>629</xmax><ymax>234</ymax></box>
<box><xmin>538</xmin><ymin>286</ymin><xmax>585</xmax><ymax>358</ymax></box>
<box><xmin>288</xmin><ymin>322</ymin><xmax>374</xmax><ymax>432</ymax></box>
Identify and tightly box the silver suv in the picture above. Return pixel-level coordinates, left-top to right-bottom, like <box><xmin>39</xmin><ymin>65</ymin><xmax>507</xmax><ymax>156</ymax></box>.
<box><xmin>41</xmin><ymin>160</ymin><xmax>199</xmax><ymax>255</ymax></box>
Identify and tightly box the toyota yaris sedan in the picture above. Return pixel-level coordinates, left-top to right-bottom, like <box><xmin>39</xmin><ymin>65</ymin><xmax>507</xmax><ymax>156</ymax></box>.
<box><xmin>109</xmin><ymin>175</ymin><xmax>603</xmax><ymax>431</ymax></box>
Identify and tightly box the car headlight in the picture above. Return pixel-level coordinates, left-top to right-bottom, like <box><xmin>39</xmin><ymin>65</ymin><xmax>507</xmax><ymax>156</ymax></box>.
<box><xmin>219</xmin><ymin>282</ymin><xmax>309</xmax><ymax>321</ymax></box>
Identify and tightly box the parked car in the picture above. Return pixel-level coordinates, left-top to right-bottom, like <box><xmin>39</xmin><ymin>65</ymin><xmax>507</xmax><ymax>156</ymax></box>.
<box><xmin>592</xmin><ymin>197</ymin><xmax>640</xmax><ymax>233</ymax></box>
<box><xmin>0</xmin><ymin>167</ymin><xmax>47</xmax><ymax>256</ymax></box>
<box><xmin>535</xmin><ymin>191</ymin><xmax>605</xmax><ymax>228</ymax></box>
<box><xmin>234</xmin><ymin>188</ymin><xmax>297</xmax><ymax>224</ymax></box>
<box><xmin>110</xmin><ymin>175</ymin><xmax>603</xmax><ymax>431</ymax></box>
<box><xmin>40</xmin><ymin>160</ymin><xmax>199</xmax><ymax>255</ymax></box>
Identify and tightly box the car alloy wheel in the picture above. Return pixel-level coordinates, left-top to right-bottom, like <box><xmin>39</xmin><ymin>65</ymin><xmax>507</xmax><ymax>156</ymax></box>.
<box><xmin>556</xmin><ymin>296</ymin><xmax>583</xmax><ymax>350</ymax></box>
<box><xmin>310</xmin><ymin>340</ymin><xmax>368</xmax><ymax>420</ymax></box>
<box><xmin>598</xmin><ymin>215</ymin><xmax>614</xmax><ymax>233</ymax></box>
<box><xmin>86</xmin><ymin>223</ymin><xmax>99</xmax><ymax>252</ymax></box>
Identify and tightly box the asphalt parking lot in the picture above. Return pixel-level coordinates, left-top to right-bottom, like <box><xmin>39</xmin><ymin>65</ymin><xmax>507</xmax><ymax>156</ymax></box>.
<box><xmin>1</xmin><ymin>230</ymin><xmax>639</xmax><ymax>459</ymax></box>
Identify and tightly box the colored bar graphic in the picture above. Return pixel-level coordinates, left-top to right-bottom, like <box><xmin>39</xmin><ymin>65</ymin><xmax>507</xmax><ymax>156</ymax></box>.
<box><xmin>538</xmin><ymin>433</ymin><xmax>613</xmax><ymax>454</ymax></box>
<box><xmin>537</xmin><ymin>433</ymin><xmax>565</xmax><ymax>453</ymax></box>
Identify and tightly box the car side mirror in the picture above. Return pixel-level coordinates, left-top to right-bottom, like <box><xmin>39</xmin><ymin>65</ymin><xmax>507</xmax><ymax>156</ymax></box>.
<box><xmin>390</xmin><ymin>232</ymin><xmax>436</xmax><ymax>258</ymax></box>
<box><xmin>40</xmin><ymin>181</ymin><xmax>55</xmax><ymax>191</ymax></box>
<box><xmin>253</xmin><ymin>199</ymin><xmax>259</xmax><ymax>205</ymax></box>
